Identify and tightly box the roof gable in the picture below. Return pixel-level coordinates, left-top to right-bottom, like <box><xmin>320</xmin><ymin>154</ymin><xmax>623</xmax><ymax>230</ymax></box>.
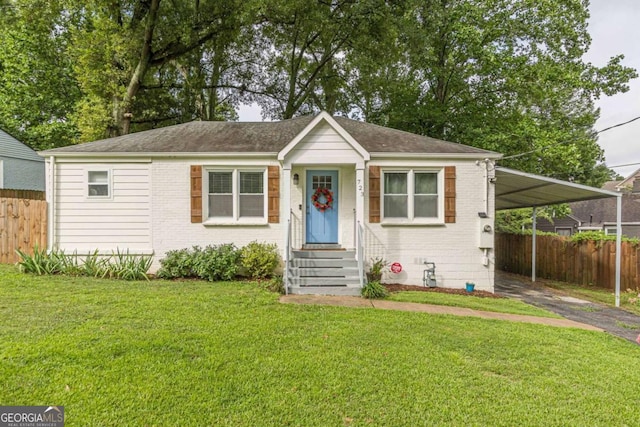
<box><xmin>277</xmin><ymin>111</ymin><xmax>370</xmax><ymax>162</ymax></box>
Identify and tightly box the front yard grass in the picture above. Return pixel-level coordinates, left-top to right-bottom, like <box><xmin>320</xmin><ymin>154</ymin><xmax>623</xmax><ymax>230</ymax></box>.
<box><xmin>1</xmin><ymin>264</ymin><xmax>639</xmax><ymax>426</ymax></box>
<box><xmin>386</xmin><ymin>291</ymin><xmax>561</xmax><ymax>318</ymax></box>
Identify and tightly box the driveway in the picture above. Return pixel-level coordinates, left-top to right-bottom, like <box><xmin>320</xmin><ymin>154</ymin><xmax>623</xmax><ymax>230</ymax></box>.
<box><xmin>495</xmin><ymin>271</ymin><xmax>640</xmax><ymax>344</ymax></box>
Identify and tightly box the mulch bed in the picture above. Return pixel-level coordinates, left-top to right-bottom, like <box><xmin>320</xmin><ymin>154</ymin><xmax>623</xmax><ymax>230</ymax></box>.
<box><xmin>384</xmin><ymin>284</ymin><xmax>505</xmax><ymax>299</ymax></box>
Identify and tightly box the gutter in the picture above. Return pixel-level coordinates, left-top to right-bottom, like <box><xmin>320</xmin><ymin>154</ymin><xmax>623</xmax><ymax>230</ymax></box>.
<box><xmin>368</xmin><ymin>152</ymin><xmax>503</xmax><ymax>160</ymax></box>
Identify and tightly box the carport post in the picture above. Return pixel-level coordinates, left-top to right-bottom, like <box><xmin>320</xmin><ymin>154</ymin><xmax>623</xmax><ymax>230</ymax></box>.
<box><xmin>615</xmin><ymin>194</ymin><xmax>621</xmax><ymax>307</ymax></box>
<box><xmin>532</xmin><ymin>207</ymin><xmax>537</xmax><ymax>282</ymax></box>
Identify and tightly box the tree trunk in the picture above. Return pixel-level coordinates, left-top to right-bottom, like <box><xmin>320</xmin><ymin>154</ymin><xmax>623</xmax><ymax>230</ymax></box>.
<box><xmin>119</xmin><ymin>0</ymin><xmax>161</xmax><ymax>135</ymax></box>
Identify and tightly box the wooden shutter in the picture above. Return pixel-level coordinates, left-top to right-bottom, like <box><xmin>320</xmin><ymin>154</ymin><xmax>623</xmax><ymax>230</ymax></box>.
<box><xmin>444</xmin><ymin>166</ymin><xmax>456</xmax><ymax>224</ymax></box>
<box><xmin>190</xmin><ymin>165</ymin><xmax>203</xmax><ymax>223</ymax></box>
<box><xmin>268</xmin><ymin>166</ymin><xmax>280</xmax><ymax>223</ymax></box>
<box><xmin>369</xmin><ymin>166</ymin><xmax>381</xmax><ymax>223</ymax></box>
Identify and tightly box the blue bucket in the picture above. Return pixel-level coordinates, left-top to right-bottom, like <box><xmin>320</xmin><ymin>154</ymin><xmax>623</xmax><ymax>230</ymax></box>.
<box><xmin>465</xmin><ymin>282</ymin><xmax>475</xmax><ymax>292</ymax></box>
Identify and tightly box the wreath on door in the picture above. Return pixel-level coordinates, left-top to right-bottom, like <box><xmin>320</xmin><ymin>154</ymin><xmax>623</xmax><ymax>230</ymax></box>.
<box><xmin>311</xmin><ymin>187</ymin><xmax>334</xmax><ymax>212</ymax></box>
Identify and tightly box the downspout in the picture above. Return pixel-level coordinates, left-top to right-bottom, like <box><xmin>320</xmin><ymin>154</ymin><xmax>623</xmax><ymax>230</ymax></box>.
<box><xmin>48</xmin><ymin>156</ymin><xmax>55</xmax><ymax>251</ymax></box>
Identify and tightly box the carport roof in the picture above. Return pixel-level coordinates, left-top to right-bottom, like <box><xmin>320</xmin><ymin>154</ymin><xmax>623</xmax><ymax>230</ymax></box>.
<box><xmin>495</xmin><ymin>167</ymin><xmax>620</xmax><ymax>210</ymax></box>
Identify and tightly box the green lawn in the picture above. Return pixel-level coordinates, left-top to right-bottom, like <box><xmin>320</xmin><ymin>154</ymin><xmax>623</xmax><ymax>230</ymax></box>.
<box><xmin>1</xmin><ymin>265</ymin><xmax>639</xmax><ymax>426</ymax></box>
<box><xmin>386</xmin><ymin>291</ymin><xmax>561</xmax><ymax>318</ymax></box>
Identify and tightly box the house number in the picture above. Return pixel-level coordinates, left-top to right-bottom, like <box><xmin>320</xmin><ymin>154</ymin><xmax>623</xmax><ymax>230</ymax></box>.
<box><xmin>357</xmin><ymin>179</ymin><xmax>363</xmax><ymax>195</ymax></box>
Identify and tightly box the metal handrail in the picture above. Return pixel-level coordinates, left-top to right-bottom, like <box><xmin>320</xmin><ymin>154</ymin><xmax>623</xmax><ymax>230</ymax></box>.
<box><xmin>357</xmin><ymin>220</ymin><xmax>364</xmax><ymax>286</ymax></box>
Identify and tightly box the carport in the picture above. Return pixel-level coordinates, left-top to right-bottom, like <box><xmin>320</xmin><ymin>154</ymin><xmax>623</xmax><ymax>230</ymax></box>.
<box><xmin>494</xmin><ymin>167</ymin><xmax>623</xmax><ymax>306</ymax></box>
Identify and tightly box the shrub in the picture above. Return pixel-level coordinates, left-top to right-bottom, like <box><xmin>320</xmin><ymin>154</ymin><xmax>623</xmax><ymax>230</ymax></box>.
<box><xmin>157</xmin><ymin>248</ymin><xmax>197</xmax><ymax>279</ymax></box>
<box><xmin>106</xmin><ymin>249</ymin><xmax>154</xmax><ymax>280</ymax></box>
<box><xmin>241</xmin><ymin>241</ymin><xmax>280</xmax><ymax>279</ymax></box>
<box><xmin>260</xmin><ymin>275</ymin><xmax>285</xmax><ymax>294</ymax></box>
<box><xmin>16</xmin><ymin>247</ymin><xmax>152</xmax><ymax>280</ymax></box>
<box><xmin>361</xmin><ymin>281</ymin><xmax>388</xmax><ymax>299</ymax></box>
<box><xmin>16</xmin><ymin>245</ymin><xmax>62</xmax><ymax>275</ymax></box>
<box><xmin>192</xmin><ymin>244</ymin><xmax>241</xmax><ymax>281</ymax></box>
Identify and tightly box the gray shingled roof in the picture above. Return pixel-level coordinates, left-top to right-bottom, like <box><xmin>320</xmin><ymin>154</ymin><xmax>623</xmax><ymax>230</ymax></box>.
<box><xmin>569</xmin><ymin>193</ymin><xmax>640</xmax><ymax>224</ymax></box>
<box><xmin>41</xmin><ymin>113</ymin><xmax>496</xmax><ymax>156</ymax></box>
<box><xmin>0</xmin><ymin>129</ymin><xmax>43</xmax><ymax>162</ymax></box>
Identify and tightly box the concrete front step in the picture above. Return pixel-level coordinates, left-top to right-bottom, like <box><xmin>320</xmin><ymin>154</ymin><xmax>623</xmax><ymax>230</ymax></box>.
<box><xmin>301</xmin><ymin>244</ymin><xmax>343</xmax><ymax>250</ymax></box>
<box><xmin>292</xmin><ymin>250</ymin><xmax>355</xmax><ymax>259</ymax></box>
<box><xmin>290</xmin><ymin>267</ymin><xmax>359</xmax><ymax>277</ymax></box>
<box><xmin>289</xmin><ymin>286</ymin><xmax>362</xmax><ymax>296</ymax></box>
<box><xmin>289</xmin><ymin>277</ymin><xmax>361</xmax><ymax>286</ymax></box>
<box><xmin>292</xmin><ymin>258</ymin><xmax>357</xmax><ymax>268</ymax></box>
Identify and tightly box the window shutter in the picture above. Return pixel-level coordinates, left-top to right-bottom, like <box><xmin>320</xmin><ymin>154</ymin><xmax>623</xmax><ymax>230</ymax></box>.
<box><xmin>190</xmin><ymin>165</ymin><xmax>203</xmax><ymax>223</ymax></box>
<box><xmin>369</xmin><ymin>166</ymin><xmax>381</xmax><ymax>223</ymax></box>
<box><xmin>268</xmin><ymin>166</ymin><xmax>280</xmax><ymax>223</ymax></box>
<box><xmin>444</xmin><ymin>166</ymin><xmax>456</xmax><ymax>223</ymax></box>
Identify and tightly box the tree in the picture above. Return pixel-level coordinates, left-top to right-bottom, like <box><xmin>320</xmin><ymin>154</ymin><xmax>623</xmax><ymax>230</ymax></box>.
<box><xmin>347</xmin><ymin>0</ymin><xmax>636</xmax><ymax>186</ymax></box>
<box><xmin>251</xmin><ymin>0</ymin><xmax>395</xmax><ymax>119</ymax></box>
<box><xmin>0</xmin><ymin>0</ymin><xmax>81</xmax><ymax>150</ymax></box>
<box><xmin>70</xmin><ymin>0</ymin><xmax>248</xmax><ymax>139</ymax></box>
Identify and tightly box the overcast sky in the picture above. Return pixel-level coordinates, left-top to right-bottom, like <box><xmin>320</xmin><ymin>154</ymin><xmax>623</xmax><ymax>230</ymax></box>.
<box><xmin>239</xmin><ymin>1</ymin><xmax>640</xmax><ymax>179</ymax></box>
<box><xmin>584</xmin><ymin>0</ymin><xmax>640</xmax><ymax>178</ymax></box>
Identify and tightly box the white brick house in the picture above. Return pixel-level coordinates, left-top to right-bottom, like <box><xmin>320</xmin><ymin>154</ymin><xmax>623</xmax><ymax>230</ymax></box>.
<box><xmin>40</xmin><ymin>112</ymin><xmax>501</xmax><ymax>294</ymax></box>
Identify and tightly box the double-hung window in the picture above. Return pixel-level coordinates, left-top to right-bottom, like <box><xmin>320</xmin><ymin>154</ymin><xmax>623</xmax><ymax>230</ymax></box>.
<box><xmin>207</xmin><ymin>169</ymin><xmax>266</xmax><ymax>222</ymax></box>
<box><xmin>382</xmin><ymin>169</ymin><xmax>442</xmax><ymax>222</ymax></box>
<box><xmin>87</xmin><ymin>170</ymin><xmax>110</xmax><ymax>198</ymax></box>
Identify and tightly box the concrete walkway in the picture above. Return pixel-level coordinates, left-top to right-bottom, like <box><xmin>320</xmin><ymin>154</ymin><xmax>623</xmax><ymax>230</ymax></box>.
<box><xmin>279</xmin><ymin>294</ymin><xmax>602</xmax><ymax>332</ymax></box>
<box><xmin>495</xmin><ymin>271</ymin><xmax>640</xmax><ymax>343</ymax></box>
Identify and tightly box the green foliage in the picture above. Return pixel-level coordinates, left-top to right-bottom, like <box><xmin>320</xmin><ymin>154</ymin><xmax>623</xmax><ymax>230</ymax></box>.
<box><xmin>16</xmin><ymin>247</ymin><xmax>152</xmax><ymax>280</ymax></box>
<box><xmin>192</xmin><ymin>244</ymin><xmax>241</xmax><ymax>282</ymax></box>
<box><xmin>157</xmin><ymin>248</ymin><xmax>197</xmax><ymax>279</ymax></box>
<box><xmin>569</xmin><ymin>231</ymin><xmax>639</xmax><ymax>245</ymax></box>
<box><xmin>361</xmin><ymin>280</ymin><xmax>388</xmax><ymax>299</ymax></box>
<box><xmin>0</xmin><ymin>1</ymin><xmax>80</xmax><ymax>150</ymax></box>
<box><xmin>16</xmin><ymin>245</ymin><xmax>64</xmax><ymax>275</ymax></box>
<box><xmin>106</xmin><ymin>249</ymin><xmax>154</xmax><ymax>280</ymax></box>
<box><xmin>259</xmin><ymin>275</ymin><xmax>285</xmax><ymax>294</ymax></box>
<box><xmin>158</xmin><ymin>244</ymin><xmax>241</xmax><ymax>282</ymax></box>
<box><xmin>368</xmin><ymin>257</ymin><xmax>388</xmax><ymax>276</ymax></box>
<box><xmin>240</xmin><ymin>241</ymin><xmax>281</xmax><ymax>279</ymax></box>
<box><xmin>496</xmin><ymin>205</ymin><xmax>571</xmax><ymax>234</ymax></box>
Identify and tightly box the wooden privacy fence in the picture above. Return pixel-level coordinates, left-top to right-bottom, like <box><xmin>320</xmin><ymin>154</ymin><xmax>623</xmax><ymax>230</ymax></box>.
<box><xmin>0</xmin><ymin>190</ymin><xmax>47</xmax><ymax>264</ymax></box>
<box><xmin>495</xmin><ymin>233</ymin><xmax>640</xmax><ymax>290</ymax></box>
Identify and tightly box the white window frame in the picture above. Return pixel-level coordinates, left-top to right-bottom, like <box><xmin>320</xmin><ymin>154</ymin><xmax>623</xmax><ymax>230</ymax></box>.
<box><xmin>604</xmin><ymin>226</ymin><xmax>618</xmax><ymax>236</ymax></box>
<box><xmin>204</xmin><ymin>168</ymin><xmax>268</xmax><ymax>225</ymax></box>
<box><xmin>381</xmin><ymin>168</ymin><xmax>444</xmax><ymax>224</ymax></box>
<box><xmin>86</xmin><ymin>169</ymin><xmax>111</xmax><ymax>199</ymax></box>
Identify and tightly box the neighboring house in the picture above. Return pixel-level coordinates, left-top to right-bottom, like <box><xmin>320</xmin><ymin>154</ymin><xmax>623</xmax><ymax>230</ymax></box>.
<box><xmin>0</xmin><ymin>129</ymin><xmax>45</xmax><ymax>191</ymax></box>
<box><xmin>537</xmin><ymin>171</ymin><xmax>640</xmax><ymax>238</ymax></box>
<box><xmin>40</xmin><ymin>112</ymin><xmax>500</xmax><ymax>294</ymax></box>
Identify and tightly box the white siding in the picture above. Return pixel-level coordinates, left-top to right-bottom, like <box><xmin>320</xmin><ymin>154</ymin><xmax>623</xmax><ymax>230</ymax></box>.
<box><xmin>288</xmin><ymin>121</ymin><xmax>363</xmax><ymax>165</ymax></box>
<box><xmin>363</xmin><ymin>161</ymin><xmax>495</xmax><ymax>291</ymax></box>
<box><xmin>150</xmin><ymin>159</ymin><xmax>283</xmax><ymax>272</ymax></box>
<box><xmin>54</xmin><ymin>162</ymin><xmax>152</xmax><ymax>253</ymax></box>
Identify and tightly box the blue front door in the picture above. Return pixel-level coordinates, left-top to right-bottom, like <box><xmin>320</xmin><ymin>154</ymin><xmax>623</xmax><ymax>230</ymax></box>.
<box><xmin>306</xmin><ymin>170</ymin><xmax>339</xmax><ymax>243</ymax></box>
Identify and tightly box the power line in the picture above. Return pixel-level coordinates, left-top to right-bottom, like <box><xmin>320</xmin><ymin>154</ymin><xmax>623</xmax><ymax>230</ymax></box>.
<box><xmin>498</xmin><ymin>115</ymin><xmax>640</xmax><ymax>161</ymax></box>
<box><xmin>608</xmin><ymin>161</ymin><xmax>640</xmax><ymax>169</ymax></box>
<box><xmin>597</xmin><ymin>116</ymin><xmax>640</xmax><ymax>134</ymax></box>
